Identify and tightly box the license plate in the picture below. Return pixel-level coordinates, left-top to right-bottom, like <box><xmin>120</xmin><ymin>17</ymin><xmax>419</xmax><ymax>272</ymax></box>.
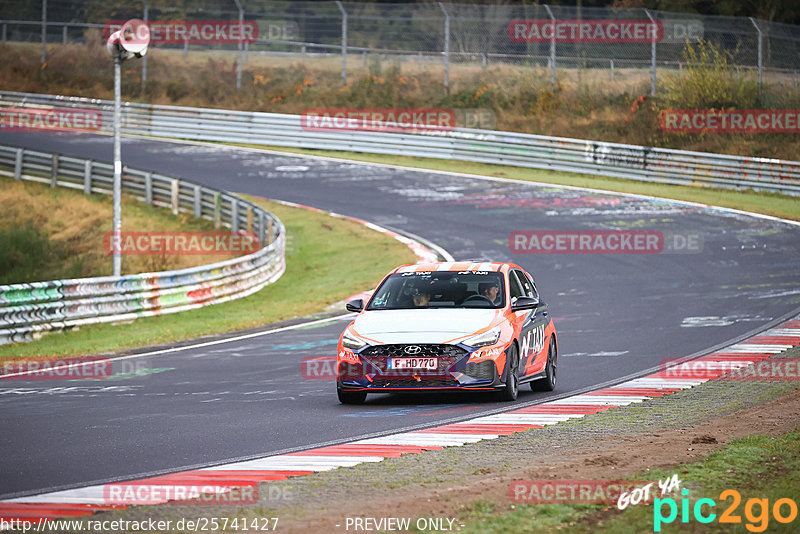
<box><xmin>388</xmin><ymin>357</ymin><xmax>437</xmax><ymax>370</ymax></box>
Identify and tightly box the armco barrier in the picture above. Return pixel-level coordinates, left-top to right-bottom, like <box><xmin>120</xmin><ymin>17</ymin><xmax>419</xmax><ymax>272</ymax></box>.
<box><xmin>0</xmin><ymin>144</ymin><xmax>285</xmax><ymax>345</ymax></box>
<box><xmin>1</xmin><ymin>91</ymin><xmax>799</xmax><ymax>195</ymax></box>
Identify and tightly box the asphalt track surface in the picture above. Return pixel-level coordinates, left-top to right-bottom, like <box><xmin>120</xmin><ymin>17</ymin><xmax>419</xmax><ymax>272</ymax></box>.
<box><xmin>1</xmin><ymin>131</ymin><xmax>799</xmax><ymax>498</ymax></box>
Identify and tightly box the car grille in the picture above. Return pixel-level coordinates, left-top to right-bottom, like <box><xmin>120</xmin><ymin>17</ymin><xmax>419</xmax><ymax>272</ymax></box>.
<box><xmin>370</xmin><ymin>379</ymin><xmax>455</xmax><ymax>388</ymax></box>
<box><xmin>464</xmin><ymin>360</ymin><xmax>496</xmax><ymax>381</ymax></box>
<box><xmin>360</xmin><ymin>344</ymin><xmax>467</xmax><ymax>375</ymax></box>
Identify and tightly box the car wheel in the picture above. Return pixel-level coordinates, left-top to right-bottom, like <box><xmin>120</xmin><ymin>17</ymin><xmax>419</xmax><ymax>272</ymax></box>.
<box><xmin>337</xmin><ymin>385</ymin><xmax>367</xmax><ymax>405</ymax></box>
<box><xmin>532</xmin><ymin>337</ymin><xmax>557</xmax><ymax>392</ymax></box>
<box><xmin>499</xmin><ymin>344</ymin><xmax>519</xmax><ymax>401</ymax></box>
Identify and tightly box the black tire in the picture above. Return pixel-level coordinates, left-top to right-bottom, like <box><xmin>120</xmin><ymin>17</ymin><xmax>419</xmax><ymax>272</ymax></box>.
<box><xmin>532</xmin><ymin>337</ymin><xmax>557</xmax><ymax>392</ymax></box>
<box><xmin>337</xmin><ymin>386</ymin><xmax>367</xmax><ymax>405</ymax></box>
<box><xmin>499</xmin><ymin>344</ymin><xmax>520</xmax><ymax>401</ymax></box>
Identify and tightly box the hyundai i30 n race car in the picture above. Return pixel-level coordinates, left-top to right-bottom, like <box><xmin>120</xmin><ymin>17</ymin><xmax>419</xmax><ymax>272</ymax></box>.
<box><xmin>336</xmin><ymin>262</ymin><xmax>557</xmax><ymax>404</ymax></box>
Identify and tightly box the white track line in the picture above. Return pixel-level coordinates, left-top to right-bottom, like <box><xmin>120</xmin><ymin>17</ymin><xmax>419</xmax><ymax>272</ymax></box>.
<box><xmin>0</xmin><ymin>314</ymin><xmax>352</xmax><ymax>380</ymax></box>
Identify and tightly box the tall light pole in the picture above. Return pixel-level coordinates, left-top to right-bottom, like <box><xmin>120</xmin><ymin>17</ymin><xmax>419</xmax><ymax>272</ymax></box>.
<box><xmin>233</xmin><ymin>0</ymin><xmax>243</xmax><ymax>90</ymax></box>
<box><xmin>107</xmin><ymin>20</ymin><xmax>150</xmax><ymax>276</ymax></box>
<box><xmin>41</xmin><ymin>0</ymin><xmax>47</xmax><ymax>65</ymax></box>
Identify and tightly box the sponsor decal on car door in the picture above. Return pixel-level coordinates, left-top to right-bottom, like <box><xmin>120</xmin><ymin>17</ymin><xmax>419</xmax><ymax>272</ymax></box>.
<box><xmin>520</xmin><ymin>316</ymin><xmax>546</xmax><ymax>376</ymax></box>
<box><xmin>511</xmin><ymin>269</ymin><xmax>548</xmax><ymax>376</ymax></box>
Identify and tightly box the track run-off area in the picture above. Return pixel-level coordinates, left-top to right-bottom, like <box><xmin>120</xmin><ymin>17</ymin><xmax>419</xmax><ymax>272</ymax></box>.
<box><xmin>1</xmin><ymin>131</ymin><xmax>799</xmax><ymax>501</ymax></box>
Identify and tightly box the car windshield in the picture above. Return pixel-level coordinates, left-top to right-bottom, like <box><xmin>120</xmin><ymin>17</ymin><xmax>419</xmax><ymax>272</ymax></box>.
<box><xmin>367</xmin><ymin>271</ymin><xmax>505</xmax><ymax>310</ymax></box>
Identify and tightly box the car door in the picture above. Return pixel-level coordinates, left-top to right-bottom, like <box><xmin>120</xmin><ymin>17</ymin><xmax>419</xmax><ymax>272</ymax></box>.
<box><xmin>513</xmin><ymin>269</ymin><xmax>549</xmax><ymax>377</ymax></box>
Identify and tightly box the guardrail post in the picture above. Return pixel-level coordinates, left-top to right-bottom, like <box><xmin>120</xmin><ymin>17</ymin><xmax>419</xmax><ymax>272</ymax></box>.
<box><xmin>170</xmin><ymin>178</ymin><xmax>179</xmax><ymax>215</ymax></box>
<box><xmin>749</xmin><ymin>17</ymin><xmax>763</xmax><ymax>101</ymax></box>
<box><xmin>50</xmin><ymin>154</ymin><xmax>58</xmax><ymax>188</ymax></box>
<box><xmin>14</xmin><ymin>148</ymin><xmax>23</xmax><ymax>180</ymax></box>
<box><xmin>335</xmin><ymin>1</ymin><xmax>347</xmax><ymax>86</ymax></box>
<box><xmin>145</xmin><ymin>172</ymin><xmax>153</xmax><ymax>204</ymax></box>
<box><xmin>83</xmin><ymin>160</ymin><xmax>92</xmax><ymax>194</ymax></box>
<box><xmin>258</xmin><ymin>211</ymin><xmax>265</xmax><ymax>247</ymax></box>
<box><xmin>214</xmin><ymin>192</ymin><xmax>221</xmax><ymax>229</ymax></box>
<box><xmin>62</xmin><ymin>24</ymin><xmax>66</xmax><ymax>44</ymax></box>
<box><xmin>231</xmin><ymin>198</ymin><xmax>239</xmax><ymax>233</ymax></box>
<box><xmin>3</xmin><ymin>23</ymin><xmax>7</xmax><ymax>43</ymax></box>
<box><xmin>644</xmin><ymin>9</ymin><xmax>657</xmax><ymax>95</ymax></box>
<box><xmin>544</xmin><ymin>4</ymin><xmax>556</xmax><ymax>87</ymax></box>
<box><xmin>439</xmin><ymin>2</ymin><xmax>450</xmax><ymax>91</ymax></box>
<box><xmin>267</xmin><ymin>218</ymin><xmax>273</xmax><ymax>245</ymax></box>
<box><xmin>610</xmin><ymin>59</ymin><xmax>614</xmax><ymax>81</ymax></box>
<box><xmin>193</xmin><ymin>185</ymin><xmax>202</xmax><ymax>218</ymax></box>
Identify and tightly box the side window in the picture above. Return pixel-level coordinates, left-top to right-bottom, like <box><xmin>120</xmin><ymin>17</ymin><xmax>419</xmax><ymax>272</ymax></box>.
<box><xmin>523</xmin><ymin>271</ymin><xmax>539</xmax><ymax>299</ymax></box>
<box><xmin>513</xmin><ymin>270</ymin><xmax>534</xmax><ymax>298</ymax></box>
<box><xmin>508</xmin><ymin>271</ymin><xmax>525</xmax><ymax>300</ymax></box>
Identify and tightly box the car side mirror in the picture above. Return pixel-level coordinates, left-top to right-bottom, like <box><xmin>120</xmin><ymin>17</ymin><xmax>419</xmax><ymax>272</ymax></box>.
<box><xmin>511</xmin><ymin>296</ymin><xmax>538</xmax><ymax>311</ymax></box>
<box><xmin>345</xmin><ymin>299</ymin><xmax>364</xmax><ymax>312</ymax></box>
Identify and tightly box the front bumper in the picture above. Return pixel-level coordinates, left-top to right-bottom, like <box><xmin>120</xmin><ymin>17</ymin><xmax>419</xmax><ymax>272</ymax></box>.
<box><xmin>337</xmin><ymin>343</ymin><xmax>504</xmax><ymax>392</ymax></box>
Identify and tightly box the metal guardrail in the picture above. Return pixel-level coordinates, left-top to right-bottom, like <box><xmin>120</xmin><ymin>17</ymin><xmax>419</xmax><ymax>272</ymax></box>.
<box><xmin>1</xmin><ymin>90</ymin><xmax>798</xmax><ymax>196</ymax></box>
<box><xmin>0</xmin><ymin>143</ymin><xmax>286</xmax><ymax>345</ymax></box>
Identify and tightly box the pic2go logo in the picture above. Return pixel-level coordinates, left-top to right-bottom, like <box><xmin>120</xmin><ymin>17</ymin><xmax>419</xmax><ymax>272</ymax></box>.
<box><xmin>654</xmin><ymin>489</ymin><xmax>798</xmax><ymax>532</ymax></box>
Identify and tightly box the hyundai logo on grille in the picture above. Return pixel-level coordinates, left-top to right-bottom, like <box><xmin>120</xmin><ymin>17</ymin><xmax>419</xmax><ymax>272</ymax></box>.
<box><xmin>404</xmin><ymin>345</ymin><xmax>422</xmax><ymax>355</ymax></box>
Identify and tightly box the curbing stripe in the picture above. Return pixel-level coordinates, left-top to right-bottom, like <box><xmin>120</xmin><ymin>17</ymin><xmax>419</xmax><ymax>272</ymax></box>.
<box><xmin>723</xmin><ymin>344</ymin><xmax>792</xmax><ymax>353</ymax></box>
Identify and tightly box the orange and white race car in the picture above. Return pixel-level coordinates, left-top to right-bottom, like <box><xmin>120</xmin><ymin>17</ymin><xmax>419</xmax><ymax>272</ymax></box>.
<box><xmin>336</xmin><ymin>262</ymin><xmax>558</xmax><ymax>404</ymax></box>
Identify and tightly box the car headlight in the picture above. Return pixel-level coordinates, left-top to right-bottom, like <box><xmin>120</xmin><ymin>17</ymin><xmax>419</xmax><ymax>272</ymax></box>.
<box><xmin>462</xmin><ymin>327</ymin><xmax>501</xmax><ymax>348</ymax></box>
<box><xmin>342</xmin><ymin>330</ymin><xmax>368</xmax><ymax>350</ymax></box>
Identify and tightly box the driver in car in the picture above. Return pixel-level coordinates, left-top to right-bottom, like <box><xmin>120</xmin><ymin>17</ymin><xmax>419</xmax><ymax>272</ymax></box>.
<box><xmin>478</xmin><ymin>281</ymin><xmax>501</xmax><ymax>305</ymax></box>
<box><xmin>412</xmin><ymin>287</ymin><xmax>431</xmax><ymax>307</ymax></box>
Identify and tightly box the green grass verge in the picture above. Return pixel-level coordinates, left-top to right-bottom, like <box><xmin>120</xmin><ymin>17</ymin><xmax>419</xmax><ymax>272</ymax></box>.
<box><xmin>228</xmin><ymin>144</ymin><xmax>800</xmax><ymax>223</ymax></box>
<box><xmin>0</xmin><ymin>177</ymin><xmax>232</xmax><ymax>282</ymax></box>
<box><xmin>450</xmin><ymin>429</ymin><xmax>800</xmax><ymax>534</ymax></box>
<box><xmin>0</xmin><ymin>196</ymin><xmax>416</xmax><ymax>360</ymax></box>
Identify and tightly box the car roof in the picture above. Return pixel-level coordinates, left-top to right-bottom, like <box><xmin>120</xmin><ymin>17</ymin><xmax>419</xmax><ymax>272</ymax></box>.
<box><xmin>392</xmin><ymin>261</ymin><xmax>520</xmax><ymax>274</ymax></box>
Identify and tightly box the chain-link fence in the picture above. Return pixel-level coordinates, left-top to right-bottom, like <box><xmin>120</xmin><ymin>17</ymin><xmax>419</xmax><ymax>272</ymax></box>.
<box><xmin>1</xmin><ymin>0</ymin><xmax>799</xmax><ymax>93</ymax></box>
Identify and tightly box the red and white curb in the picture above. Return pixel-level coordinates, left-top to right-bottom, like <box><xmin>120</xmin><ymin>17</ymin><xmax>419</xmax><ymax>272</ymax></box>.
<box><xmin>2</xmin><ymin>318</ymin><xmax>799</xmax><ymax>522</ymax></box>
